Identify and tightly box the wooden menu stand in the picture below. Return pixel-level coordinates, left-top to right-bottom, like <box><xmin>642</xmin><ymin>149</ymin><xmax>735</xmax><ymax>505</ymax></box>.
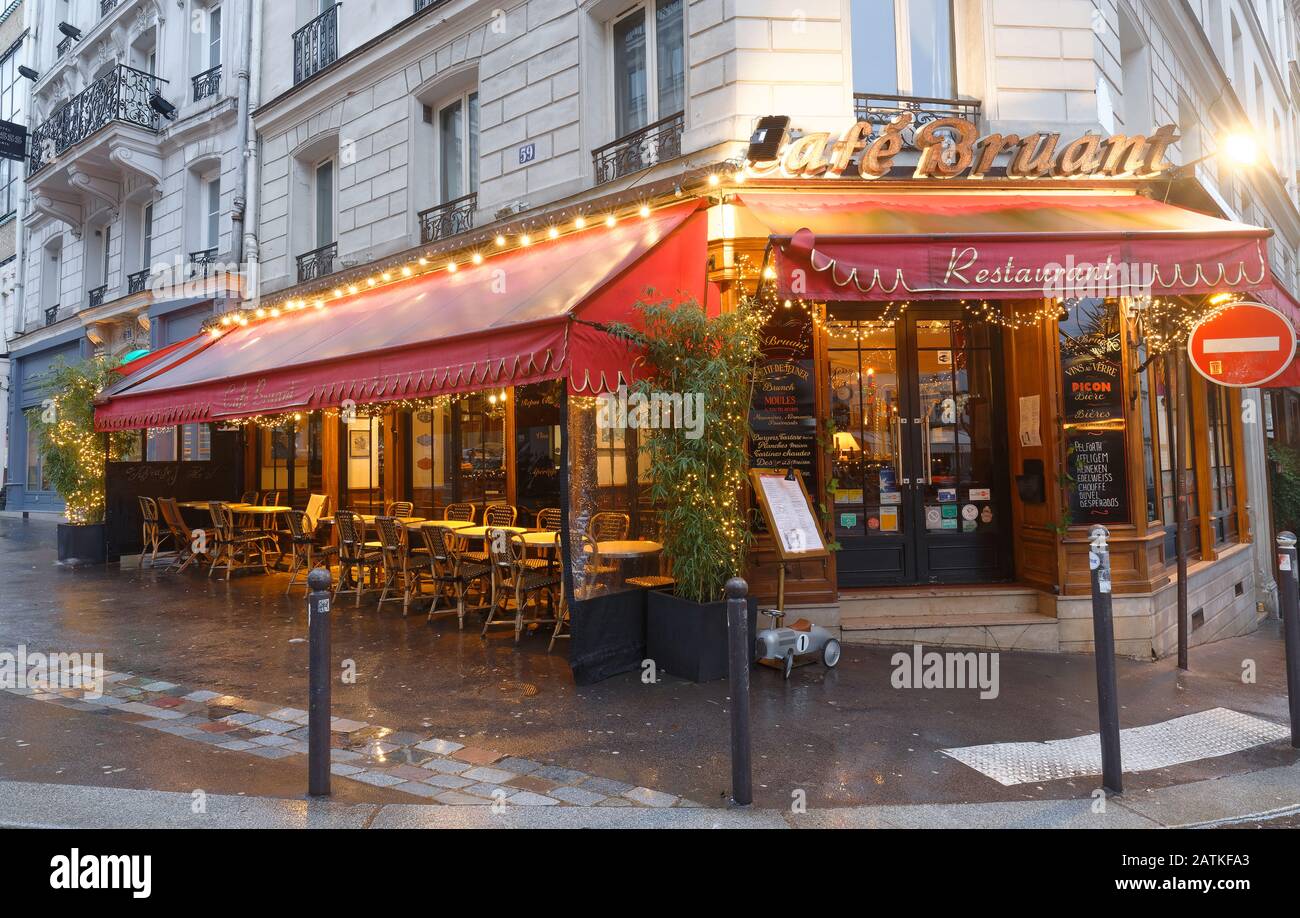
<box><xmin>748</xmin><ymin>468</ymin><xmax>831</xmax><ymax>612</ymax></box>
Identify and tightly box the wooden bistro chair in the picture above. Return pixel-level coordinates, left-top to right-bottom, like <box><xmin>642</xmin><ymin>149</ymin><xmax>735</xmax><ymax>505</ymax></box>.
<box><xmin>157</xmin><ymin>498</ymin><xmax>210</xmax><ymax>573</ymax></box>
<box><xmin>207</xmin><ymin>502</ymin><xmax>275</xmax><ymax>580</ymax></box>
<box><xmin>482</xmin><ymin>529</ymin><xmax>559</xmax><ymax>643</ymax></box>
<box><xmin>284</xmin><ymin>509</ymin><xmax>338</xmax><ymax>595</ymax></box>
<box><xmin>137</xmin><ymin>497</ymin><xmax>171</xmax><ymax>566</ymax></box>
<box><xmin>375</xmin><ymin>516</ymin><xmax>423</xmax><ymax>615</ymax></box>
<box><xmin>418</xmin><ymin>524</ymin><xmax>491</xmax><ymax>629</ymax></box>
<box><xmin>333</xmin><ymin>510</ymin><xmax>384</xmax><ymax>607</ymax></box>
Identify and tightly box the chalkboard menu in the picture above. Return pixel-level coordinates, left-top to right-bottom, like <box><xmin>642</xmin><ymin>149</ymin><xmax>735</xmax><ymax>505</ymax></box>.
<box><xmin>749</xmin><ymin>311</ymin><xmax>819</xmax><ymax>499</ymax></box>
<box><xmin>1067</xmin><ymin>427</ymin><xmax>1130</xmax><ymax>524</ymax></box>
<box><xmin>1060</xmin><ymin>307</ymin><xmax>1124</xmax><ymax>424</ymax></box>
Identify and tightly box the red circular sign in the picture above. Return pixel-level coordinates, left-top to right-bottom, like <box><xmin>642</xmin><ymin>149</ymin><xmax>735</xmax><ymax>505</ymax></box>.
<box><xmin>1187</xmin><ymin>301</ymin><xmax>1297</xmax><ymax>387</ymax></box>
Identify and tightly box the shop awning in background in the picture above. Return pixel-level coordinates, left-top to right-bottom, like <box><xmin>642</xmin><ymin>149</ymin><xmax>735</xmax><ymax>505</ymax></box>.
<box><xmin>95</xmin><ymin>201</ymin><xmax>707</xmax><ymax>430</ymax></box>
<box><xmin>743</xmin><ymin>191</ymin><xmax>1272</xmax><ymax>301</ymax></box>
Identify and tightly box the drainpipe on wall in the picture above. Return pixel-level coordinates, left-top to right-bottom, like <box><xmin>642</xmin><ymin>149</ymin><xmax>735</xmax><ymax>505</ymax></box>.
<box><xmin>233</xmin><ymin>0</ymin><xmax>262</xmax><ymax>311</ymax></box>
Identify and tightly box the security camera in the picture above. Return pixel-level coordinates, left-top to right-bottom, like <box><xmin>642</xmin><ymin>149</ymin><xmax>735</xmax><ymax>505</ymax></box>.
<box><xmin>57</xmin><ymin>22</ymin><xmax>82</xmax><ymax>41</ymax></box>
<box><xmin>148</xmin><ymin>93</ymin><xmax>177</xmax><ymax>121</ymax></box>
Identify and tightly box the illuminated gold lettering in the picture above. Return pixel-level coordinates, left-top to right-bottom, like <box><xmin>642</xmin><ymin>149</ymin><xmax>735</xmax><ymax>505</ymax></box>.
<box><xmin>1007</xmin><ymin>133</ymin><xmax>1060</xmax><ymax>177</ymax></box>
<box><xmin>913</xmin><ymin>117</ymin><xmax>978</xmax><ymax>178</ymax></box>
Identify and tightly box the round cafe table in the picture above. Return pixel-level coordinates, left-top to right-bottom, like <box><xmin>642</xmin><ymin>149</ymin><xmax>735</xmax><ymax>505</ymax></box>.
<box><xmin>456</xmin><ymin>525</ymin><xmax>528</xmax><ymax>540</ymax></box>
<box><xmin>520</xmin><ymin>530</ymin><xmax>562</xmax><ymax>547</ymax></box>
<box><xmin>421</xmin><ymin>519</ymin><xmax>476</xmax><ymax>531</ymax></box>
<box><xmin>588</xmin><ymin>540</ymin><xmax>663</xmax><ymax>559</ymax></box>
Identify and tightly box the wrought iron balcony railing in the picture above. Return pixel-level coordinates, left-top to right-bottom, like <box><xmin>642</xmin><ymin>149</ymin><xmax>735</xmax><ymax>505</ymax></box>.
<box><xmin>415</xmin><ymin>0</ymin><xmax>453</xmax><ymax>11</ymax></box>
<box><xmin>127</xmin><ymin>269</ymin><xmax>151</xmax><ymax>295</ymax></box>
<box><xmin>592</xmin><ymin>111</ymin><xmax>684</xmax><ymax>186</ymax></box>
<box><xmin>296</xmin><ymin>241</ymin><xmax>337</xmax><ymax>283</ymax></box>
<box><xmin>852</xmin><ymin>93</ymin><xmax>982</xmax><ymax>149</ymax></box>
<box><xmin>29</xmin><ymin>64</ymin><xmax>166</xmax><ymax>174</ymax></box>
<box><xmin>88</xmin><ymin>285</ymin><xmax>107</xmax><ymax>309</ymax></box>
<box><xmin>192</xmin><ymin>65</ymin><xmax>221</xmax><ymax>102</ymax></box>
<box><xmin>293</xmin><ymin>3</ymin><xmax>340</xmax><ymax>85</ymax></box>
<box><xmin>101</xmin><ymin>0</ymin><xmax>122</xmax><ymax>17</ymax></box>
<box><xmin>44</xmin><ymin>305</ymin><xmax>59</xmax><ymax>326</ymax></box>
<box><xmin>418</xmin><ymin>193</ymin><xmax>476</xmax><ymax>244</ymax></box>
<box><xmin>189</xmin><ymin>248</ymin><xmax>218</xmax><ymax>277</ymax></box>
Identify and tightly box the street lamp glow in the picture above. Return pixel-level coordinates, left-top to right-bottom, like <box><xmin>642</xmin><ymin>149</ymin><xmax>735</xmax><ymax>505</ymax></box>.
<box><xmin>1221</xmin><ymin>132</ymin><xmax>1258</xmax><ymax>166</ymax></box>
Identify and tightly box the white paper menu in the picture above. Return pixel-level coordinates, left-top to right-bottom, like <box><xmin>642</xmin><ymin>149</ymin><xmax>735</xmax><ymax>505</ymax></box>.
<box><xmin>758</xmin><ymin>473</ymin><xmax>826</xmax><ymax>556</ymax></box>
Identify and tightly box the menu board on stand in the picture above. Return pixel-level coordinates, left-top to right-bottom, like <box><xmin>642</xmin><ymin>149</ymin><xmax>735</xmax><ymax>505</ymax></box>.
<box><xmin>749</xmin><ymin>310</ymin><xmax>820</xmax><ymax>528</ymax></box>
<box><xmin>749</xmin><ymin>468</ymin><xmax>830</xmax><ymax>610</ymax></box>
<box><xmin>1061</xmin><ymin>316</ymin><xmax>1130</xmax><ymax>525</ymax></box>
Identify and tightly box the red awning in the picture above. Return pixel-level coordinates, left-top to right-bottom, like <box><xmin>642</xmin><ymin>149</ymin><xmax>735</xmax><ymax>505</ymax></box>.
<box><xmin>1254</xmin><ymin>281</ymin><xmax>1300</xmax><ymax>388</ymax></box>
<box><xmin>96</xmin><ymin>201</ymin><xmax>707</xmax><ymax>430</ymax></box>
<box><xmin>742</xmin><ymin>191</ymin><xmax>1272</xmax><ymax>301</ymax></box>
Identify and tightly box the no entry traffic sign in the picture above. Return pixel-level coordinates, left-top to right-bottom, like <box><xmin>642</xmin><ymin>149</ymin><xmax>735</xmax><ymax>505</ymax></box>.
<box><xmin>1187</xmin><ymin>300</ymin><xmax>1297</xmax><ymax>387</ymax></box>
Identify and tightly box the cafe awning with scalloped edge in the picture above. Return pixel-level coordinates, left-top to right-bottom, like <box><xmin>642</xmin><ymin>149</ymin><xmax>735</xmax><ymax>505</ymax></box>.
<box><xmin>741</xmin><ymin>190</ymin><xmax>1273</xmax><ymax>301</ymax></box>
<box><xmin>94</xmin><ymin>201</ymin><xmax>708</xmax><ymax>431</ymax></box>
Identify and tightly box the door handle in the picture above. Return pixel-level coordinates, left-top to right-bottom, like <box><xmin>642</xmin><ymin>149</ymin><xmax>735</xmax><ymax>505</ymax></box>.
<box><xmin>922</xmin><ymin>414</ymin><xmax>932</xmax><ymax>486</ymax></box>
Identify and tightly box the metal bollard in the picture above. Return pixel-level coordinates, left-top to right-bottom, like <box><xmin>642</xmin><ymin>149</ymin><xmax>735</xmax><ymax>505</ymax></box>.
<box><xmin>1089</xmin><ymin>526</ymin><xmax>1123</xmax><ymax>795</ymax></box>
<box><xmin>725</xmin><ymin>577</ymin><xmax>752</xmax><ymax>806</ymax></box>
<box><xmin>1276</xmin><ymin>532</ymin><xmax>1300</xmax><ymax>748</ymax></box>
<box><xmin>307</xmin><ymin>567</ymin><xmax>333</xmax><ymax>797</ymax></box>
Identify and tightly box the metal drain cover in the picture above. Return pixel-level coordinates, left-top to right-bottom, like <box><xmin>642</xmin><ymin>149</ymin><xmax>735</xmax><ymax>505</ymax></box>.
<box><xmin>941</xmin><ymin>707</ymin><xmax>1289</xmax><ymax>786</ymax></box>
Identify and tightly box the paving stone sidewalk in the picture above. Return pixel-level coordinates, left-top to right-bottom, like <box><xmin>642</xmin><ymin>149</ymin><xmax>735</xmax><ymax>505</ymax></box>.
<box><xmin>2</xmin><ymin>666</ymin><xmax>700</xmax><ymax>809</ymax></box>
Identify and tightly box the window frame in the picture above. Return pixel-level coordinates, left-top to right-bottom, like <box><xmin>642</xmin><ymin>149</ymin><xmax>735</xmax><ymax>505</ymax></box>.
<box><xmin>0</xmin><ymin>38</ymin><xmax>25</xmax><ymax>221</ymax></box>
<box><xmin>208</xmin><ymin>5</ymin><xmax>223</xmax><ymax>71</ymax></box>
<box><xmin>849</xmin><ymin>0</ymin><xmax>957</xmax><ymax>98</ymax></box>
<box><xmin>313</xmin><ymin>157</ymin><xmax>335</xmax><ymax>248</ymax></box>
<box><xmin>608</xmin><ymin>0</ymin><xmax>686</xmax><ymax>139</ymax></box>
<box><xmin>436</xmin><ymin>90</ymin><xmax>478</xmax><ymax>204</ymax></box>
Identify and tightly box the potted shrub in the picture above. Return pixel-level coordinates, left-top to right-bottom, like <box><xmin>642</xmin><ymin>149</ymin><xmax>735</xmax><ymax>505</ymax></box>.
<box><xmin>609</xmin><ymin>296</ymin><xmax>764</xmax><ymax>682</ymax></box>
<box><xmin>26</xmin><ymin>356</ymin><xmax>135</xmax><ymax>565</ymax></box>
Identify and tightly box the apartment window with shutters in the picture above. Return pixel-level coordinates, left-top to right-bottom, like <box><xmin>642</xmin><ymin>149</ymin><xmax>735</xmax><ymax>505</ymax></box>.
<box><xmin>850</xmin><ymin>0</ymin><xmax>956</xmax><ymax>98</ymax></box>
<box><xmin>611</xmin><ymin>0</ymin><xmax>684</xmax><ymax>138</ymax></box>
<box><xmin>437</xmin><ymin>93</ymin><xmax>477</xmax><ymax>202</ymax></box>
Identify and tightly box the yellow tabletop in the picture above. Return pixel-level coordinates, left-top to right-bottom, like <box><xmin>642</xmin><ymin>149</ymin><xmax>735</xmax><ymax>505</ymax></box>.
<box><xmin>457</xmin><ymin>525</ymin><xmax>528</xmax><ymax>539</ymax></box>
<box><xmin>588</xmin><ymin>540</ymin><xmax>664</xmax><ymax>559</ymax></box>
<box><xmin>521</xmin><ymin>531</ymin><xmax>562</xmax><ymax>547</ymax></box>
<box><xmin>421</xmin><ymin>519</ymin><xmax>476</xmax><ymax>530</ymax></box>
<box><xmin>236</xmin><ymin>505</ymin><xmax>292</xmax><ymax>514</ymax></box>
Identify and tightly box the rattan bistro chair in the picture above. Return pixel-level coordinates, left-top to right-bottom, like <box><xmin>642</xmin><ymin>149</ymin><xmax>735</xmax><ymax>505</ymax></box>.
<box><xmin>589</xmin><ymin>511</ymin><xmax>631</xmax><ymax>542</ymax></box>
<box><xmin>157</xmin><ymin>498</ymin><xmax>210</xmax><ymax>573</ymax></box>
<box><xmin>375</xmin><ymin>516</ymin><xmax>423</xmax><ymax>615</ymax></box>
<box><xmin>207</xmin><ymin>502</ymin><xmax>276</xmax><ymax>580</ymax></box>
<box><xmin>138</xmin><ymin>497</ymin><xmax>171</xmax><ymax>566</ymax></box>
<box><xmin>484</xmin><ymin>504</ymin><xmax>518</xmax><ymax>527</ymax></box>
<box><xmin>284</xmin><ymin>509</ymin><xmax>338</xmax><ymax>595</ymax></box>
<box><xmin>482</xmin><ymin>529</ymin><xmax>559</xmax><ymax>643</ymax></box>
<box><xmin>536</xmin><ymin>508</ymin><xmax>563</xmax><ymax>531</ymax></box>
<box><xmin>385</xmin><ymin>500</ymin><xmax>414</xmax><ymax>518</ymax></box>
<box><xmin>444</xmin><ymin>502</ymin><xmax>477</xmax><ymax>523</ymax></box>
<box><xmin>333</xmin><ymin>510</ymin><xmax>384</xmax><ymax>607</ymax></box>
<box><xmin>418</xmin><ymin>524</ymin><xmax>490</xmax><ymax>629</ymax></box>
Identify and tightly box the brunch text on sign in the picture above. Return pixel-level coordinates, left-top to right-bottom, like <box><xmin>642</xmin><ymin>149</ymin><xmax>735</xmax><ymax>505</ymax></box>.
<box><xmin>747</xmin><ymin>112</ymin><xmax>1181</xmax><ymax>180</ymax></box>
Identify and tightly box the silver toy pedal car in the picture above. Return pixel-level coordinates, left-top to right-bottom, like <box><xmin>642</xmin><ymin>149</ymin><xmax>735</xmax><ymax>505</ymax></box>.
<box><xmin>755</xmin><ymin>609</ymin><xmax>842</xmax><ymax>679</ymax></box>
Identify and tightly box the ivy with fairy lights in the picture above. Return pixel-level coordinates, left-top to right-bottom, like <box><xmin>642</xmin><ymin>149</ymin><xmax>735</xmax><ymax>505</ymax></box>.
<box><xmin>26</xmin><ymin>357</ymin><xmax>138</xmax><ymax>525</ymax></box>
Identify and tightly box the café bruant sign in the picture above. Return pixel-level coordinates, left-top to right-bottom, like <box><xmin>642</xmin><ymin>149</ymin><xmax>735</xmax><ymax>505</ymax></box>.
<box><xmin>746</xmin><ymin>112</ymin><xmax>1181</xmax><ymax>180</ymax></box>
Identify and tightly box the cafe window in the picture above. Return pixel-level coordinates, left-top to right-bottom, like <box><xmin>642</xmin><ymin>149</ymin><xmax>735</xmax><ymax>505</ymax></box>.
<box><xmin>1155</xmin><ymin>357</ymin><xmax>1200</xmax><ymax>557</ymax></box>
<box><xmin>513</xmin><ymin>381</ymin><xmax>564</xmax><ymax>525</ymax></box>
<box><xmin>611</xmin><ymin>0</ymin><xmax>685</xmax><ymax>138</ymax></box>
<box><xmin>343</xmin><ymin>414</ymin><xmax>384</xmax><ymax>513</ymax></box>
<box><xmin>180</xmin><ymin>424</ymin><xmax>211</xmax><ymax>461</ymax></box>
<box><xmin>408</xmin><ymin>404</ymin><xmax>452</xmax><ymax>518</ymax></box>
<box><xmin>1205</xmin><ymin>384</ymin><xmax>1238</xmax><ymax>545</ymax></box>
<box><xmin>260</xmin><ymin>416</ymin><xmax>323</xmax><ymax>507</ymax></box>
<box><xmin>850</xmin><ymin>0</ymin><xmax>956</xmax><ymax>98</ymax></box>
<box><xmin>452</xmin><ymin>391</ymin><xmax>507</xmax><ymax>511</ymax></box>
<box><xmin>146</xmin><ymin>427</ymin><xmax>178</xmax><ymax>462</ymax></box>
<box><xmin>1135</xmin><ymin>340</ymin><xmax>1159</xmax><ymax>523</ymax></box>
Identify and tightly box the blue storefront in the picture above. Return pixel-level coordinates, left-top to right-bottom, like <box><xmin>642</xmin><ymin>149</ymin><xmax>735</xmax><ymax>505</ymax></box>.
<box><xmin>4</xmin><ymin>328</ymin><xmax>87</xmax><ymax>514</ymax></box>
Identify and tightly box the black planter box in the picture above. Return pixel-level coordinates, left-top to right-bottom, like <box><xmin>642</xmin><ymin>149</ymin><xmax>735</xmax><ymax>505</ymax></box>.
<box><xmin>57</xmin><ymin>523</ymin><xmax>107</xmax><ymax>566</ymax></box>
<box><xmin>568</xmin><ymin>589</ymin><xmax>648</xmax><ymax>686</ymax></box>
<box><xmin>646</xmin><ymin>590</ymin><xmax>759</xmax><ymax>683</ymax></box>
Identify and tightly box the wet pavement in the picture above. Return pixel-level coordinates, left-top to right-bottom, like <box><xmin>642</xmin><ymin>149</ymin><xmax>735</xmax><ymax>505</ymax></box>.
<box><xmin>1</xmin><ymin>515</ymin><xmax>1297</xmax><ymax>809</ymax></box>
